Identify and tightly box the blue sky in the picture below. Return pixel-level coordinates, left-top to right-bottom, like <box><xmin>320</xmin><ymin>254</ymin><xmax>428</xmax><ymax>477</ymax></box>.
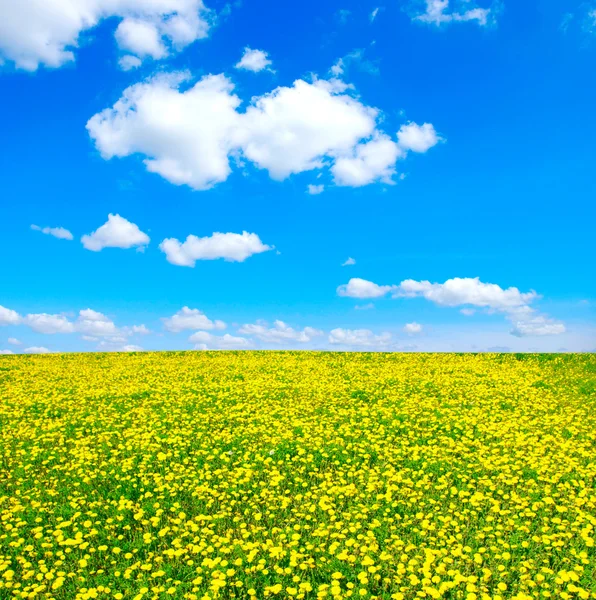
<box><xmin>1</xmin><ymin>0</ymin><xmax>595</xmax><ymax>353</ymax></box>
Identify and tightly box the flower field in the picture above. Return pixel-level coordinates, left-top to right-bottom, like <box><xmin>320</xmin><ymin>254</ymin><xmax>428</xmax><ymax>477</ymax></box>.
<box><xmin>0</xmin><ymin>351</ymin><xmax>595</xmax><ymax>600</ymax></box>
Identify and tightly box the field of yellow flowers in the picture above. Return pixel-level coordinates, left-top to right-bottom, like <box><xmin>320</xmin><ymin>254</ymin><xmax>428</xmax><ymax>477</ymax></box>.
<box><xmin>0</xmin><ymin>351</ymin><xmax>595</xmax><ymax>600</ymax></box>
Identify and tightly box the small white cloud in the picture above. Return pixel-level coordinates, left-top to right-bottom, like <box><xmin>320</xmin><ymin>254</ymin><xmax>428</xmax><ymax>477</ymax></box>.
<box><xmin>238</xmin><ymin>320</ymin><xmax>323</xmax><ymax>344</ymax></box>
<box><xmin>162</xmin><ymin>307</ymin><xmax>226</xmax><ymax>332</ymax></box>
<box><xmin>0</xmin><ymin>349</ymin><xmax>14</xmax><ymax>355</ymax></box>
<box><xmin>31</xmin><ymin>224</ymin><xmax>73</xmax><ymax>240</ymax></box>
<box><xmin>7</xmin><ymin>337</ymin><xmax>21</xmax><ymax>345</ymax></box>
<box><xmin>355</xmin><ymin>303</ymin><xmax>375</xmax><ymax>310</ymax></box>
<box><xmin>24</xmin><ymin>346</ymin><xmax>51</xmax><ymax>354</ymax></box>
<box><xmin>370</xmin><ymin>7</ymin><xmax>380</xmax><ymax>22</ymax></box>
<box><xmin>336</xmin><ymin>9</ymin><xmax>352</xmax><ymax>24</ymax></box>
<box><xmin>235</xmin><ymin>47</ymin><xmax>273</xmax><ymax>72</ymax></box>
<box><xmin>510</xmin><ymin>317</ymin><xmax>566</xmax><ymax>337</ymax></box>
<box><xmin>307</xmin><ymin>184</ymin><xmax>325</xmax><ymax>195</ymax></box>
<box><xmin>160</xmin><ymin>231</ymin><xmax>273</xmax><ymax>267</ymax></box>
<box><xmin>412</xmin><ymin>0</ymin><xmax>494</xmax><ymax>27</ymax></box>
<box><xmin>460</xmin><ymin>308</ymin><xmax>475</xmax><ymax>316</ymax></box>
<box><xmin>328</xmin><ymin>328</ymin><xmax>393</xmax><ymax>349</ymax></box>
<box><xmin>82</xmin><ymin>214</ymin><xmax>150</xmax><ymax>252</ymax></box>
<box><xmin>329</xmin><ymin>49</ymin><xmax>379</xmax><ymax>78</ymax></box>
<box><xmin>76</xmin><ymin>309</ymin><xmax>119</xmax><ymax>337</ymax></box>
<box><xmin>337</xmin><ymin>278</ymin><xmax>395</xmax><ymax>299</ymax></box>
<box><xmin>0</xmin><ymin>305</ymin><xmax>21</xmax><ymax>326</ymax></box>
<box><xmin>397</xmin><ymin>122</ymin><xmax>441</xmax><ymax>153</ymax></box>
<box><xmin>190</xmin><ymin>331</ymin><xmax>252</xmax><ymax>349</ymax></box>
<box><xmin>403</xmin><ymin>322</ymin><xmax>423</xmax><ymax>335</ymax></box>
<box><xmin>129</xmin><ymin>324</ymin><xmax>151</xmax><ymax>335</ymax></box>
<box><xmin>120</xmin><ymin>344</ymin><xmax>144</xmax><ymax>352</ymax></box>
<box><xmin>118</xmin><ymin>55</ymin><xmax>142</xmax><ymax>71</ymax></box>
<box><xmin>342</xmin><ymin>257</ymin><xmax>356</xmax><ymax>266</ymax></box>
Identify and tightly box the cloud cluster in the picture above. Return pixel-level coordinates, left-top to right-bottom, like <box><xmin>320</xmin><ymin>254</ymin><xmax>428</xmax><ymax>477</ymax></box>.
<box><xmin>191</xmin><ymin>331</ymin><xmax>252</xmax><ymax>350</ymax></box>
<box><xmin>328</xmin><ymin>328</ymin><xmax>393</xmax><ymax>349</ymax></box>
<box><xmin>0</xmin><ymin>305</ymin><xmax>149</xmax><ymax>347</ymax></box>
<box><xmin>337</xmin><ymin>276</ymin><xmax>566</xmax><ymax>337</ymax></box>
<box><xmin>412</xmin><ymin>0</ymin><xmax>494</xmax><ymax>27</ymax></box>
<box><xmin>87</xmin><ymin>72</ymin><xmax>440</xmax><ymax>191</ymax></box>
<box><xmin>0</xmin><ymin>0</ymin><xmax>212</xmax><ymax>71</ymax></box>
<box><xmin>238</xmin><ymin>320</ymin><xmax>323</xmax><ymax>344</ymax></box>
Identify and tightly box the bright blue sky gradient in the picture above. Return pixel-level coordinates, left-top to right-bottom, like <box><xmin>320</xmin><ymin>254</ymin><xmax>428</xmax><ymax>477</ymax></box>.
<box><xmin>1</xmin><ymin>0</ymin><xmax>595</xmax><ymax>353</ymax></box>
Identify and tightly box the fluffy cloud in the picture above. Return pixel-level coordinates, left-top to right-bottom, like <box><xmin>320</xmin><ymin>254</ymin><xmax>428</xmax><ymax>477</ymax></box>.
<box><xmin>190</xmin><ymin>331</ymin><xmax>252</xmax><ymax>350</ymax></box>
<box><xmin>397</xmin><ymin>122</ymin><xmax>441</xmax><ymax>153</ymax></box>
<box><xmin>332</xmin><ymin>134</ymin><xmax>402</xmax><ymax>186</ymax></box>
<box><xmin>307</xmin><ymin>184</ymin><xmax>325</xmax><ymax>195</ymax></box>
<box><xmin>0</xmin><ymin>305</ymin><xmax>21</xmax><ymax>326</ymax></box>
<box><xmin>328</xmin><ymin>328</ymin><xmax>393</xmax><ymax>349</ymax></box>
<box><xmin>159</xmin><ymin>231</ymin><xmax>273</xmax><ymax>266</ymax></box>
<box><xmin>510</xmin><ymin>317</ymin><xmax>566</xmax><ymax>337</ymax></box>
<box><xmin>235</xmin><ymin>47</ymin><xmax>273</xmax><ymax>72</ymax></box>
<box><xmin>8</xmin><ymin>338</ymin><xmax>21</xmax><ymax>345</ymax></box>
<box><xmin>82</xmin><ymin>214</ymin><xmax>150</xmax><ymax>252</ymax></box>
<box><xmin>238</xmin><ymin>320</ymin><xmax>323</xmax><ymax>344</ymax></box>
<box><xmin>24</xmin><ymin>346</ymin><xmax>50</xmax><ymax>354</ymax></box>
<box><xmin>403</xmin><ymin>322</ymin><xmax>423</xmax><ymax>335</ymax></box>
<box><xmin>337</xmin><ymin>278</ymin><xmax>395</xmax><ymax>299</ymax></box>
<box><xmin>412</xmin><ymin>0</ymin><xmax>493</xmax><ymax>27</ymax></box>
<box><xmin>31</xmin><ymin>224</ymin><xmax>73</xmax><ymax>240</ymax></box>
<box><xmin>87</xmin><ymin>72</ymin><xmax>439</xmax><ymax>190</ymax></box>
<box><xmin>76</xmin><ymin>309</ymin><xmax>120</xmax><ymax>337</ymax></box>
<box><xmin>393</xmin><ymin>277</ymin><xmax>538</xmax><ymax>311</ymax></box>
<box><xmin>118</xmin><ymin>55</ymin><xmax>142</xmax><ymax>71</ymax></box>
<box><xmin>342</xmin><ymin>257</ymin><xmax>356</xmax><ymax>266</ymax></box>
<box><xmin>24</xmin><ymin>313</ymin><xmax>75</xmax><ymax>334</ymax></box>
<box><xmin>0</xmin><ymin>0</ymin><xmax>212</xmax><ymax>71</ymax></box>
<box><xmin>162</xmin><ymin>307</ymin><xmax>226</xmax><ymax>332</ymax></box>
<box><xmin>0</xmin><ymin>350</ymin><xmax>14</xmax><ymax>355</ymax></box>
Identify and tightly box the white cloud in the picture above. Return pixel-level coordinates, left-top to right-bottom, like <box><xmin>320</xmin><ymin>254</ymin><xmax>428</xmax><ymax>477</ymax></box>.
<box><xmin>332</xmin><ymin>134</ymin><xmax>402</xmax><ymax>186</ymax></box>
<box><xmin>7</xmin><ymin>338</ymin><xmax>21</xmax><ymax>345</ymax></box>
<box><xmin>31</xmin><ymin>224</ymin><xmax>73</xmax><ymax>240</ymax></box>
<box><xmin>76</xmin><ymin>309</ymin><xmax>120</xmax><ymax>337</ymax></box>
<box><xmin>397</xmin><ymin>122</ymin><xmax>441</xmax><ymax>153</ymax></box>
<box><xmin>460</xmin><ymin>308</ymin><xmax>475</xmax><ymax>316</ymax></box>
<box><xmin>115</xmin><ymin>18</ymin><xmax>167</xmax><ymax>60</ymax></box>
<box><xmin>127</xmin><ymin>324</ymin><xmax>151</xmax><ymax>335</ymax></box>
<box><xmin>370</xmin><ymin>7</ymin><xmax>380</xmax><ymax>22</ymax></box>
<box><xmin>121</xmin><ymin>345</ymin><xmax>144</xmax><ymax>352</ymax></box>
<box><xmin>329</xmin><ymin>49</ymin><xmax>378</xmax><ymax>78</ymax></box>
<box><xmin>159</xmin><ymin>231</ymin><xmax>272</xmax><ymax>266</ymax></box>
<box><xmin>238</xmin><ymin>320</ymin><xmax>323</xmax><ymax>344</ymax></box>
<box><xmin>328</xmin><ymin>328</ymin><xmax>393</xmax><ymax>349</ymax></box>
<box><xmin>162</xmin><ymin>307</ymin><xmax>226</xmax><ymax>332</ymax></box>
<box><xmin>118</xmin><ymin>55</ymin><xmax>142</xmax><ymax>71</ymax></box>
<box><xmin>87</xmin><ymin>73</ymin><xmax>242</xmax><ymax>191</ymax></box>
<box><xmin>0</xmin><ymin>350</ymin><xmax>14</xmax><ymax>355</ymax></box>
<box><xmin>88</xmin><ymin>73</ymin><xmax>437</xmax><ymax>191</ymax></box>
<box><xmin>190</xmin><ymin>331</ymin><xmax>252</xmax><ymax>349</ymax></box>
<box><xmin>337</xmin><ymin>278</ymin><xmax>395</xmax><ymax>299</ymax></box>
<box><xmin>412</xmin><ymin>0</ymin><xmax>493</xmax><ymax>27</ymax></box>
<box><xmin>235</xmin><ymin>47</ymin><xmax>273</xmax><ymax>72</ymax></box>
<box><xmin>510</xmin><ymin>317</ymin><xmax>566</xmax><ymax>338</ymax></box>
<box><xmin>24</xmin><ymin>346</ymin><xmax>50</xmax><ymax>354</ymax></box>
<box><xmin>24</xmin><ymin>313</ymin><xmax>75</xmax><ymax>334</ymax></box>
<box><xmin>355</xmin><ymin>303</ymin><xmax>375</xmax><ymax>310</ymax></box>
<box><xmin>0</xmin><ymin>305</ymin><xmax>21</xmax><ymax>326</ymax></box>
<box><xmin>393</xmin><ymin>277</ymin><xmax>538</xmax><ymax>312</ymax></box>
<box><xmin>403</xmin><ymin>322</ymin><xmax>423</xmax><ymax>334</ymax></box>
<box><xmin>342</xmin><ymin>257</ymin><xmax>356</xmax><ymax>266</ymax></box>
<box><xmin>81</xmin><ymin>214</ymin><xmax>149</xmax><ymax>252</ymax></box>
<box><xmin>0</xmin><ymin>0</ymin><xmax>212</xmax><ymax>71</ymax></box>
<box><xmin>307</xmin><ymin>184</ymin><xmax>325</xmax><ymax>195</ymax></box>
